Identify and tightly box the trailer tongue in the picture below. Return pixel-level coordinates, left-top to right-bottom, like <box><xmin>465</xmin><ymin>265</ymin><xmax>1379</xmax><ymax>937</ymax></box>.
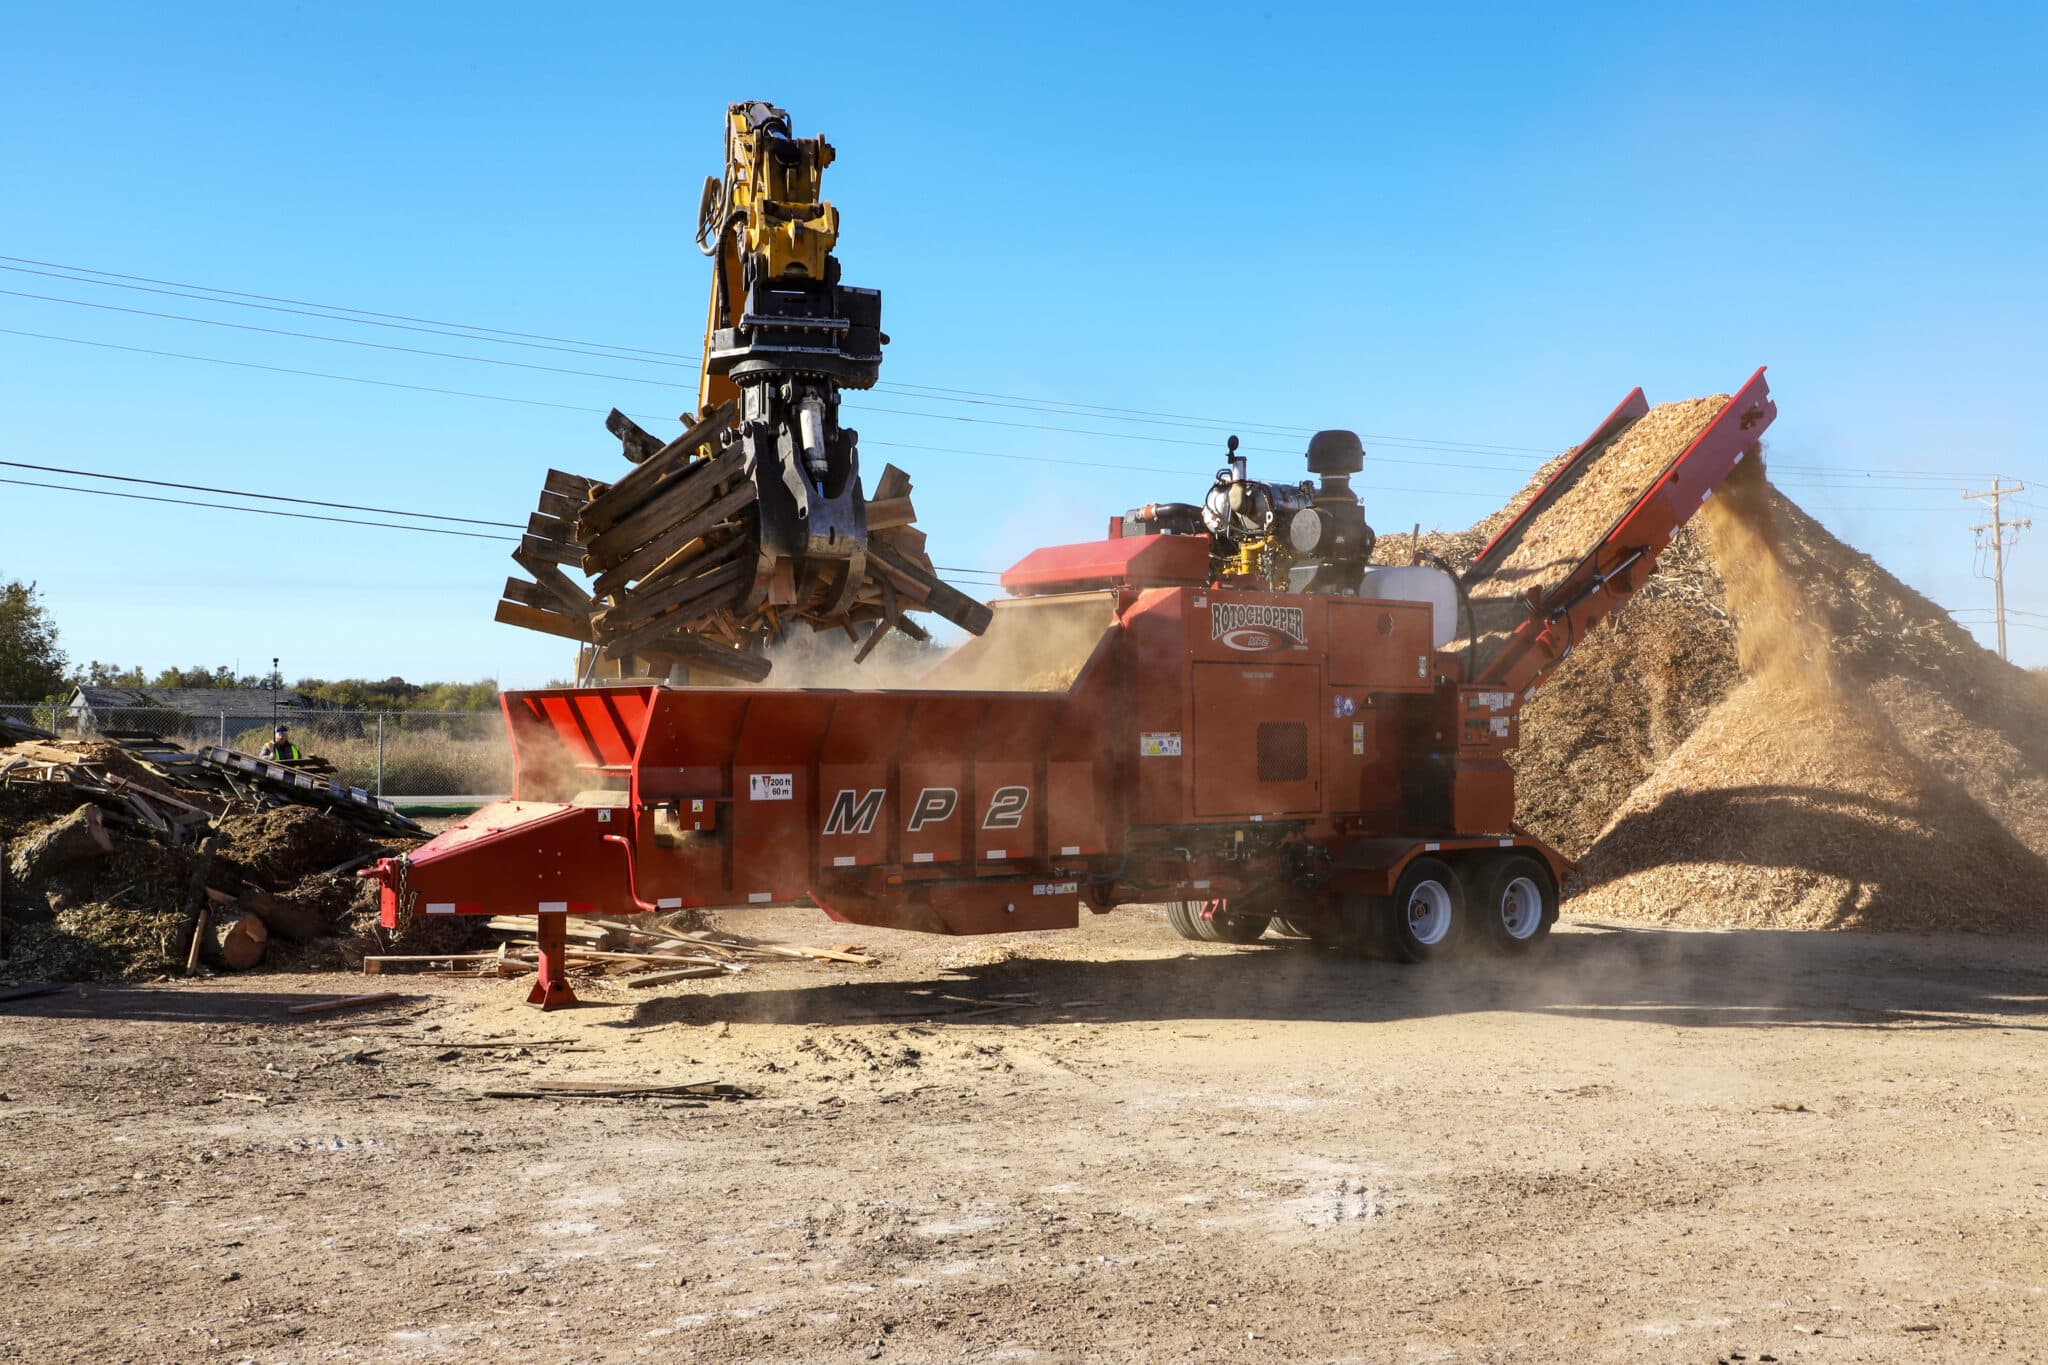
<box><xmin>366</xmin><ymin>372</ymin><xmax>1777</xmax><ymax>1008</ymax></box>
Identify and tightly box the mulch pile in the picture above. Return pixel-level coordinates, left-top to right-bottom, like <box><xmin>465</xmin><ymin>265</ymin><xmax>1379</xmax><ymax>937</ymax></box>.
<box><xmin>1</xmin><ymin>795</ymin><xmax>437</xmax><ymax>981</ymax></box>
<box><xmin>1380</xmin><ymin>416</ymin><xmax>2048</xmax><ymax>933</ymax></box>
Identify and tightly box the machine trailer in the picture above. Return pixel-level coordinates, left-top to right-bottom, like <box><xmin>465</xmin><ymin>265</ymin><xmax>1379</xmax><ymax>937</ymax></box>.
<box><xmin>366</xmin><ymin>369</ymin><xmax>1777</xmax><ymax>1007</ymax></box>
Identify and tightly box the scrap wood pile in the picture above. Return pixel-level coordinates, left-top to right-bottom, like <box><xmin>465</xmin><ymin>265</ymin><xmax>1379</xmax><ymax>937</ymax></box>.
<box><xmin>364</xmin><ymin>912</ymin><xmax>876</xmax><ymax>986</ymax></box>
<box><xmin>1</xmin><ymin>794</ymin><xmax>422</xmax><ymax>981</ymax></box>
<box><xmin>0</xmin><ymin>733</ymin><xmax>421</xmax><ymax>845</ymax></box>
<box><xmin>0</xmin><ymin>713</ymin><xmax>56</xmax><ymax>744</ymax></box>
<box><xmin>497</xmin><ymin>403</ymin><xmax>989</xmax><ymax>682</ymax></box>
<box><xmin>1379</xmin><ymin>404</ymin><xmax>2048</xmax><ymax>933</ymax></box>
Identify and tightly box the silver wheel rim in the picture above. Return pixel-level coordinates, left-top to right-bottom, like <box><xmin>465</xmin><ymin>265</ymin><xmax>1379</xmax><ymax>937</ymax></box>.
<box><xmin>1406</xmin><ymin>880</ymin><xmax>1453</xmax><ymax>945</ymax></box>
<box><xmin>1498</xmin><ymin>876</ymin><xmax>1543</xmax><ymax>940</ymax></box>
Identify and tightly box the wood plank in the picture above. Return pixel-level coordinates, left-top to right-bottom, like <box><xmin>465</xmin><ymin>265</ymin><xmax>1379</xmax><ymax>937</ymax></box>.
<box><xmin>581</xmin><ymin>445</ymin><xmax>748</xmax><ymax>568</ymax></box>
<box><xmin>866</xmin><ymin>496</ymin><xmax>916</xmax><ymax>530</ymax></box>
<box><xmin>604</xmin><ymin>408</ymin><xmax>664</xmax><ymax>463</ymax></box>
<box><xmin>868</xmin><ymin>536</ymin><xmax>993</xmax><ymax>635</ymax></box>
<box><xmin>872</xmin><ymin>463</ymin><xmax>912</xmax><ymax>501</ymax></box>
<box><xmin>536</xmin><ymin>489</ymin><xmax>581</xmax><ymax>520</ymax></box>
<box><xmin>635</xmin><ymin>633</ymin><xmax>775</xmax><ymax>684</ymax></box>
<box><xmin>594</xmin><ymin>555</ymin><xmax>751</xmax><ymax>650</ymax></box>
<box><xmin>519</xmin><ymin>534</ymin><xmax>583</xmax><ymax>567</ymax></box>
<box><xmin>543</xmin><ymin>469</ymin><xmax>598</xmax><ymax>500</ymax></box>
<box><xmin>578</xmin><ymin>403</ymin><xmax>738</xmax><ymax>537</ymax></box>
<box><xmin>589</xmin><ymin>480</ymin><xmax>756</xmax><ymax>588</ymax></box>
<box><xmin>626</xmin><ymin>966</ymin><xmax>726</xmax><ymax>987</ymax></box>
<box><xmin>495</xmin><ymin>599</ymin><xmax>595</xmax><ymax>643</ymax></box>
<box><xmin>286</xmin><ymin>991</ymin><xmax>406</xmax><ymax>1015</ymax></box>
<box><xmin>501</xmin><ymin>577</ymin><xmax>555</xmax><ymax>610</ymax></box>
<box><xmin>509</xmin><ymin>552</ymin><xmax>595</xmax><ymax>615</ymax></box>
<box><xmin>527</xmin><ymin>511</ymin><xmax>575</xmax><ymax>541</ymax></box>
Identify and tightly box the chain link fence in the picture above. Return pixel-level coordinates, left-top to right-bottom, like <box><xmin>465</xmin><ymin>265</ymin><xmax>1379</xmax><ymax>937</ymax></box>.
<box><xmin>0</xmin><ymin>702</ymin><xmax>511</xmax><ymax>798</ymax></box>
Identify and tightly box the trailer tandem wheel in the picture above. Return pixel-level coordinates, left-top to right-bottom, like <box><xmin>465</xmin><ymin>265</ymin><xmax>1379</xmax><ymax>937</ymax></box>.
<box><xmin>1383</xmin><ymin>857</ymin><xmax>1466</xmax><ymax>963</ymax></box>
<box><xmin>1473</xmin><ymin>854</ymin><xmax>1556</xmax><ymax>953</ymax></box>
<box><xmin>1166</xmin><ymin>899</ymin><xmax>1271</xmax><ymax>943</ymax></box>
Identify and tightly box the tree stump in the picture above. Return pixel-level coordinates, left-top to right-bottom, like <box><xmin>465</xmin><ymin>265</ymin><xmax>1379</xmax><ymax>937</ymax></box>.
<box><xmin>6</xmin><ymin>804</ymin><xmax>113</xmax><ymax>883</ymax></box>
<box><xmin>208</xmin><ymin>911</ymin><xmax>268</xmax><ymax>970</ymax></box>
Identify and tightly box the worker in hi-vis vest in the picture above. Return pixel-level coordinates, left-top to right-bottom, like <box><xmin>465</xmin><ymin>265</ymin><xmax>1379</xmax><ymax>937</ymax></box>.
<box><xmin>261</xmin><ymin>726</ymin><xmax>304</xmax><ymax>763</ymax></box>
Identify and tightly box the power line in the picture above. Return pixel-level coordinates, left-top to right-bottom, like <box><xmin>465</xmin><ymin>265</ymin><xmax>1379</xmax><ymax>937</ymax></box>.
<box><xmin>1</xmin><ymin>259</ymin><xmax>2013</xmax><ymax>485</ymax></box>
<box><xmin>0</xmin><ymin>286</ymin><xmax>702</xmax><ymax>393</ymax></box>
<box><xmin>0</xmin><ymin>458</ymin><xmax>525</xmax><ymax>529</ymax></box>
<box><xmin>0</xmin><ymin>328</ymin><xmax>1526</xmax><ymax>500</ymax></box>
<box><xmin>0</xmin><ymin>462</ymin><xmax>1008</xmax><ymax>578</ymax></box>
<box><xmin>0</xmin><ymin>475</ymin><xmax>519</xmax><ymax>541</ymax></box>
<box><xmin>0</xmin><ymin>255</ymin><xmax>1553</xmax><ymax>455</ymax></box>
<box><xmin>0</xmin><ymin>254</ymin><xmax>699</xmax><ymax>363</ymax></box>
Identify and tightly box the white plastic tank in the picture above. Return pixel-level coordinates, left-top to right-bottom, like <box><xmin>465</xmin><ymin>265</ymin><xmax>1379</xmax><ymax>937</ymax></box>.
<box><xmin>1356</xmin><ymin>565</ymin><xmax>1460</xmax><ymax>647</ymax></box>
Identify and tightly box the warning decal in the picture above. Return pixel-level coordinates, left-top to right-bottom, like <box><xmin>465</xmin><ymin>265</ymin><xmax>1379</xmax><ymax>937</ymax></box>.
<box><xmin>1140</xmin><ymin>732</ymin><xmax>1182</xmax><ymax>757</ymax></box>
<box><xmin>748</xmin><ymin>773</ymin><xmax>794</xmax><ymax>801</ymax></box>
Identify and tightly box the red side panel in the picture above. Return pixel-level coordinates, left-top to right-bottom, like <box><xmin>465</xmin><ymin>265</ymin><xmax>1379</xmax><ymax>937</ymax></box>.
<box><xmin>1002</xmin><ymin>533</ymin><xmax>1210</xmax><ymax>595</ymax></box>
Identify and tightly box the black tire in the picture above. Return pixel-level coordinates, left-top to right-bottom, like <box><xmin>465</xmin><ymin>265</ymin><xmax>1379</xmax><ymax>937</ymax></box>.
<box><xmin>1165</xmin><ymin>900</ymin><xmax>1211</xmax><ymax>942</ymax></box>
<box><xmin>1475</xmin><ymin>855</ymin><xmax>1556</xmax><ymax>954</ymax></box>
<box><xmin>1330</xmin><ymin>894</ymin><xmax>1390</xmax><ymax>957</ymax></box>
<box><xmin>1207</xmin><ymin>908</ymin><xmax>1272</xmax><ymax>944</ymax></box>
<box><xmin>1272</xmin><ymin>917</ymin><xmax>1313</xmax><ymax>939</ymax></box>
<box><xmin>1384</xmin><ymin>857</ymin><xmax>1465</xmax><ymax>963</ymax></box>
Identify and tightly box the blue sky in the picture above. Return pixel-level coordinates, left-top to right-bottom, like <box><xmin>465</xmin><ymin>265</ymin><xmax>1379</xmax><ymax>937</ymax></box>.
<box><xmin>2</xmin><ymin>0</ymin><xmax>2043</xmax><ymax>687</ymax></box>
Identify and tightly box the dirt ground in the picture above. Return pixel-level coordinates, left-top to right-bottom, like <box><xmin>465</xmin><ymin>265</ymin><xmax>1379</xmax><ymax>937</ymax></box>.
<box><xmin>4</xmin><ymin>907</ymin><xmax>2045</xmax><ymax>1363</ymax></box>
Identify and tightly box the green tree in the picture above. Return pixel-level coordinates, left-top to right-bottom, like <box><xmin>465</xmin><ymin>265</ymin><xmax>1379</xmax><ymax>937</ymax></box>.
<box><xmin>0</xmin><ymin>579</ymin><xmax>70</xmax><ymax>700</ymax></box>
<box><xmin>75</xmin><ymin>661</ymin><xmax>146</xmax><ymax>688</ymax></box>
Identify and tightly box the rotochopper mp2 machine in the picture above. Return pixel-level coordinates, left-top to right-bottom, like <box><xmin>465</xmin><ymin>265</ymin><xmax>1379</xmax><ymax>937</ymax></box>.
<box><xmin>385</xmin><ymin>266</ymin><xmax>1777</xmax><ymax>1008</ymax></box>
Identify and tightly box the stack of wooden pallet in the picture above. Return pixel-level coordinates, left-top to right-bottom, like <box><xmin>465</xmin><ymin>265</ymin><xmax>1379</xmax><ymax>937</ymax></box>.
<box><xmin>0</xmin><ymin>740</ymin><xmax>221</xmax><ymax>844</ymax></box>
<box><xmin>495</xmin><ymin>404</ymin><xmax>991</xmax><ymax>681</ymax></box>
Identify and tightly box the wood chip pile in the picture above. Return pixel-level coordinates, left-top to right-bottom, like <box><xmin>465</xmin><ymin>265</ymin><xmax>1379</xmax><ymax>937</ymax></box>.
<box><xmin>1381</xmin><ymin>448</ymin><xmax>2048</xmax><ymax>933</ymax></box>
<box><xmin>497</xmin><ymin>404</ymin><xmax>989</xmax><ymax>682</ymax></box>
<box><xmin>1454</xmin><ymin>396</ymin><xmax>1728</xmax><ymax>669</ymax></box>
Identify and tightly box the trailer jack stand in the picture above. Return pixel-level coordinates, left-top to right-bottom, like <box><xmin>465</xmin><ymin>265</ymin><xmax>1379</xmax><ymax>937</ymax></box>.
<box><xmin>526</xmin><ymin>911</ymin><xmax>579</xmax><ymax>1011</ymax></box>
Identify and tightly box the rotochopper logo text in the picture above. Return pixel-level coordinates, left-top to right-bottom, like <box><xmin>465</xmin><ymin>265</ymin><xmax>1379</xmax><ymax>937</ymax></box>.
<box><xmin>1210</xmin><ymin>602</ymin><xmax>1306</xmax><ymax>652</ymax></box>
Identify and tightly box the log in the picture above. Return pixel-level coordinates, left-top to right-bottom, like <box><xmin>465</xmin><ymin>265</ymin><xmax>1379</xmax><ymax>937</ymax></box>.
<box><xmin>495</xmin><ymin>599</ymin><xmax>596</xmax><ymax>643</ymax></box>
<box><xmin>604</xmin><ymin>408</ymin><xmax>664</xmax><ymax>463</ymax></box>
<box><xmin>6</xmin><ymin>804</ymin><xmax>113</xmax><ymax>882</ymax></box>
<box><xmin>209</xmin><ymin>910</ymin><xmax>268</xmax><ymax>970</ymax></box>
<box><xmin>208</xmin><ymin>885</ymin><xmax>327</xmax><ymax>944</ymax></box>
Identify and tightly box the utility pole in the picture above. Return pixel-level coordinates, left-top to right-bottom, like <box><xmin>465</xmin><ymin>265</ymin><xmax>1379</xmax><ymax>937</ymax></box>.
<box><xmin>1964</xmin><ymin>480</ymin><xmax>2031</xmax><ymax>662</ymax></box>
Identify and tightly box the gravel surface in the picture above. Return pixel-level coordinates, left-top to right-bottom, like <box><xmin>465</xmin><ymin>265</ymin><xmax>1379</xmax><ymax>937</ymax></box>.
<box><xmin>3</xmin><ymin>905</ymin><xmax>2044</xmax><ymax>1361</ymax></box>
